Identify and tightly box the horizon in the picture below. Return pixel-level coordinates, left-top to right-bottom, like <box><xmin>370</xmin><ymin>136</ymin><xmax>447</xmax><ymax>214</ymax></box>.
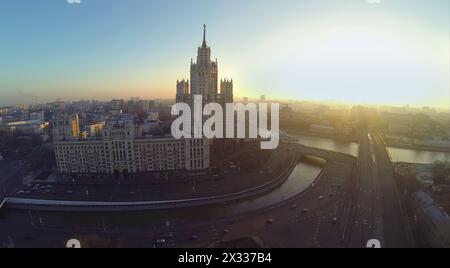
<box><xmin>0</xmin><ymin>0</ymin><xmax>449</xmax><ymax>109</ymax></box>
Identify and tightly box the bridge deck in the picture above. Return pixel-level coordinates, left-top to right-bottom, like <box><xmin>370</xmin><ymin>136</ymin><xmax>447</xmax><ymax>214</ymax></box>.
<box><xmin>0</xmin><ymin>198</ymin><xmax>6</xmax><ymax>210</ymax></box>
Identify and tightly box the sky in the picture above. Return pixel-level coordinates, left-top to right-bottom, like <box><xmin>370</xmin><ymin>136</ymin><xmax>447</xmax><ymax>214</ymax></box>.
<box><xmin>0</xmin><ymin>0</ymin><xmax>448</xmax><ymax>108</ymax></box>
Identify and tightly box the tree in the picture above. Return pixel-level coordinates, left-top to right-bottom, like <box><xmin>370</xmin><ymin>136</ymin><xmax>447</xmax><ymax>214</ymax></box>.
<box><xmin>432</xmin><ymin>161</ymin><xmax>450</xmax><ymax>184</ymax></box>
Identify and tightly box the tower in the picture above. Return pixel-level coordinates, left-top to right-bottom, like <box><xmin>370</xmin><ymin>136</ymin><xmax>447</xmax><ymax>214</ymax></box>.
<box><xmin>190</xmin><ymin>25</ymin><xmax>218</xmax><ymax>102</ymax></box>
<box><xmin>176</xmin><ymin>25</ymin><xmax>234</xmax><ymax>104</ymax></box>
<box><xmin>176</xmin><ymin>79</ymin><xmax>190</xmax><ymax>103</ymax></box>
<box><xmin>220</xmin><ymin>79</ymin><xmax>233</xmax><ymax>103</ymax></box>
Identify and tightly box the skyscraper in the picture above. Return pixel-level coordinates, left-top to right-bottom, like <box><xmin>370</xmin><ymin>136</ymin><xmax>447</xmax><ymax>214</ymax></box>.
<box><xmin>176</xmin><ymin>25</ymin><xmax>233</xmax><ymax>104</ymax></box>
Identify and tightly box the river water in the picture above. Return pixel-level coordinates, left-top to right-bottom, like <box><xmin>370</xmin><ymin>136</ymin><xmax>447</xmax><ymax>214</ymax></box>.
<box><xmin>290</xmin><ymin>132</ymin><xmax>450</xmax><ymax>164</ymax></box>
<box><xmin>291</xmin><ymin>133</ymin><xmax>359</xmax><ymax>157</ymax></box>
<box><xmin>386</xmin><ymin>147</ymin><xmax>450</xmax><ymax>164</ymax></box>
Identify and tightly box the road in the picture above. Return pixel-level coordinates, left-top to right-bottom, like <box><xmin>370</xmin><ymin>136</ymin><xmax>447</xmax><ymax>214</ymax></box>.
<box><xmin>0</xmin><ymin>160</ymin><xmax>28</xmax><ymax>201</ymax></box>
<box><xmin>371</xmin><ymin>132</ymin><xmax>411</xmax><ymax>247</ymax></box>
<box><xmin>347</xmin><ymin>130</ymin><xmax>410</xmax><ymax>248</ymax></box>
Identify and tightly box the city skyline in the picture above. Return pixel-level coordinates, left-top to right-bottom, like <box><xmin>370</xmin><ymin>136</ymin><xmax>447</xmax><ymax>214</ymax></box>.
<box><xmin>0</xmin><ymin>0</ymin><xmax>448</xmax><ymax>108</ymax></box>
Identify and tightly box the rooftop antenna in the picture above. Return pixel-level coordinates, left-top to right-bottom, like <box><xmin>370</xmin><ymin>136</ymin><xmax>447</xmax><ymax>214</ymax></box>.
<box><xmin>202</xmin><ymin>24</ymin><xmax>206</xmax><ymax>47</ymax></box>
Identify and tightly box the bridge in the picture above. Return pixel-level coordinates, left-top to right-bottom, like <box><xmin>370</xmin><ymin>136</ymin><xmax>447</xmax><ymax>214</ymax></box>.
<box><xmin>0</xmin><ymin>198</ymin><xmax>6</xmax><ymax>210</ymax></box>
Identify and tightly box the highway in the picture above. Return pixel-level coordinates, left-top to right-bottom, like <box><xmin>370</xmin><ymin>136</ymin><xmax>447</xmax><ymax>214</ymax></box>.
<box><xmin>347</xmin><ymin>130</ymin><xmax>410</xmax><ymax>248</ymax></box>
<box><xmin>371</xmin><ymin>132</ymin><xmax>411</xmax><ymax>247</ymax></box>
<box><xmin>0</xmin><ymin>160</ymin><xmax>28</xmax><ymax>201</ymax></box>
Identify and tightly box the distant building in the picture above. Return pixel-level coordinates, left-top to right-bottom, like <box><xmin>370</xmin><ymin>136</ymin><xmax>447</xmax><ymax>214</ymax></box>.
<box><xmin>111</xmin><ymin>99</ymin><xmax>125</xmax><ymax>110</ymax></box>
<box><xmin>51</xmin><ymin>99</ymin><xmax>65</xmax><ymax>112</ymax></box>
<box><xmin>29</xmin><ymin>111</ymin><xmax>45</xmax><ymax>122</ymax></box>
<box><xmin>414</xmin><ymin>191</ymin><xmax>450</xmax><ymax>248</ymax></box>
<box><xmin>383</xmin><ymin>113</ymin><xmax>412</xmax><ymax>134</ymax></box>
<box><xmin>16</xmin><ymin>104</ymin><xmax>29</xmax><ymax>111</ymax></box>
<box><xmin>147</xmin><ymin>111</ymin><xmax>159</xmax><ymax>121</ymax></box>
<box><xmin>7</xmin><ymin>120</ymin><xmax>47</xmax><ymax>135</ymax></box>
<box><xmin>309</xmin><ymin>123</ymin><xmax>335</xmax><ymax>135</ymax></box>
<box><xmin>52</xmin><ymin>113</ymin><xmax>80</xmax><ymax>140</ymax></box>
<box><xmin>138</xmin><ymin>99</ymin><xmax>155</xmax><ymax>111</ymax></box>
<box><xmin>87</xmin><ymin>122</ymin><xmax>105</xmax><ymax>138</ymax></box>
<box><xmin>424</xmin><ymin>139</ymin><xmax>450</xmax><ymax>149</ymax></box>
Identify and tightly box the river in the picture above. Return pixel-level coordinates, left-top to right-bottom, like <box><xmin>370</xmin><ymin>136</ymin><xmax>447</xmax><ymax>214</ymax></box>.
<box><xmin>290</xmin><ymin>133</ymin><xmax>359</xmax><ymax>157</ymax></box>
<box><xmin>290</xmin><ymin>132</ymin><xmax>450</xmax><ymax>164</ymax></box>
<box><xmin>387</xmin><ymin>147</ymin><xmax>450</xmax><ymax>164</ymax></box>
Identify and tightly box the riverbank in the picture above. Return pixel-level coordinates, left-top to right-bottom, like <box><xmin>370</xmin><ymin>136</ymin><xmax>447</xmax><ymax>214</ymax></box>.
<box><xmin>386</xmin><ymin>142</ymin><xmax>450</xmax><ymax>153</ymax></box>
<box><xmin>1</xmin><ymin>153</ymin><xmax>302</xmax><ymax>212</ymax></box>
<box><xmin>284</xmin><ymin>129</ymin><xmax>357</xmax><ymax>143</ymax></box>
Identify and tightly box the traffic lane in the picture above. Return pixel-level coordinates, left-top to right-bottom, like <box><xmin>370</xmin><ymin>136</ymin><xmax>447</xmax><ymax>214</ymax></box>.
<box><xmin>0</xmin><ymin>160</ymin><xmax>27</xmax><ymax>198</ymax></box>
<box><xmin>347</xmin><ymin>132</ymin><xmax>380</xmax><ymax>248</ymax></box>
<box><xmin>372</xmin><ymin>134</ymin><xmax>410</xmax><ymax>248</ymax></box>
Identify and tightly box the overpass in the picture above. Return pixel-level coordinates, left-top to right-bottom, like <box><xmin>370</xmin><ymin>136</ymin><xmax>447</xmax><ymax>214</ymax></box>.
<box><xmin>0</xmin><ymin>198</ymin><xmax>6</xmax><ymax>210</ymax></box>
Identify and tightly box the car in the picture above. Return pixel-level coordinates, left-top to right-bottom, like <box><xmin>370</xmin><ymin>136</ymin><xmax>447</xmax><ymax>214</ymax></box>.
<box><xmin>290</xmin><ymin>204</ymin><xmax>297</xmax><ymax>210</ymax></box>
<box><xmin>266</xmin><ymin>219</ymin><xmax>275</xmax><ymax>224</ymax></box>
<box><xmin>153</xmin><ymin>238</ymin><xmax>166</xmax><ymax>248</ymax></box>
<box><xmin>155</xmin><ymin>238</ymin><xmax>166</xmax><ymax>244</ymax></box>
<box><xmin>222</xmin><ymin>229</ymin><xmax>229</xmax><ymax>235</ymax></box>
<box><xmin>318</xmin><ymin>195</ymin><xmax>324</xmax><ymax>200</ymax></box>
<box><xmin>164</xmin><ymin>233</ymin><xmax>175</xmax><ymax>239</ymax></box>
<box><xmin>302</xmin><ymin>208</ymin><xmax>309</xmax><ymax>214</ymax></box>
<box><xmin>190</xmin><ymin>235</ymin><xmax>198</xmax><ymax>241</ymax></box>
<box><xmin>332</xmin><ymin>217</ymin><xmax>338</xmax><ymax>224</ymax></box>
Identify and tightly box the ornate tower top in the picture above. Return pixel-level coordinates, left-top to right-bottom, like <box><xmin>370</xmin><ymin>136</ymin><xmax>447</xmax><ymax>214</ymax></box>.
<box><xmin>202</xmin><ymin>24</ymin><xmax>207</xmax><ymax>48</ymax></box>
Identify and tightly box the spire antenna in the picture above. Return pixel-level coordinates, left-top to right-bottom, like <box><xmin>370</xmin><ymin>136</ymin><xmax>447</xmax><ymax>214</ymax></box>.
<box><xmin>202</xmin><ymin>24</ymin><xmax>206</xmax><ymax>46</ymax></box>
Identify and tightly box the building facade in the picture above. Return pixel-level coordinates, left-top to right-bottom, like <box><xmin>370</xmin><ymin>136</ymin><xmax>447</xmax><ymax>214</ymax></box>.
<box><xmin>53</xmin><ymin>114</ymin><xmax>209</xmax><ymax>174</ymax></box>
<box><xmin>176</xmin><ymin>25</ymin><xmax>233</xmax><ymax>105</ymax></box>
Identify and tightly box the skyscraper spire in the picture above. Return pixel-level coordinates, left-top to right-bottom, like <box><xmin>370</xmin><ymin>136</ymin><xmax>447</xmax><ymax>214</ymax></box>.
<box><xmin>202</xmin><ymin>24</ymin><xmax>206</xmax><ymax>47</ymax></box>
